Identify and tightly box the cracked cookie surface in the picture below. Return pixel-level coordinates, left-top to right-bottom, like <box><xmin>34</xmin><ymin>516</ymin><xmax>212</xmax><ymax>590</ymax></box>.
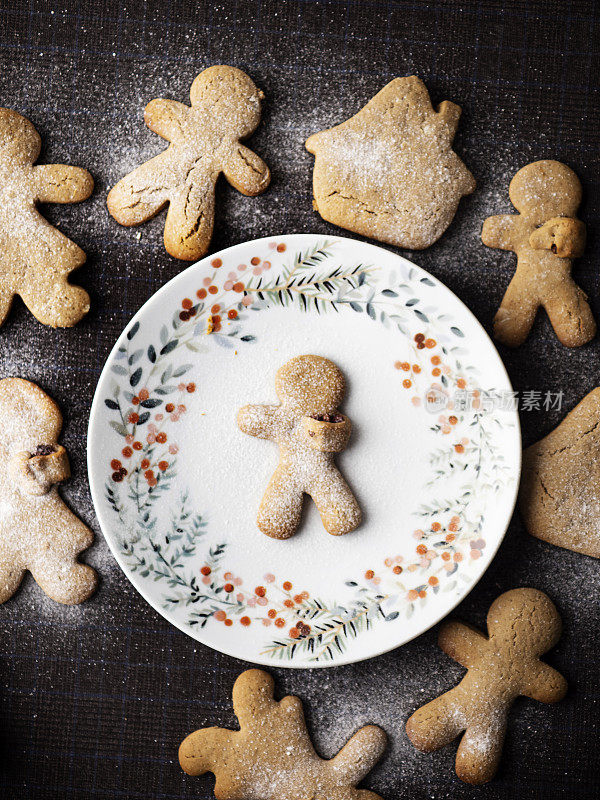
<box><xmin>107</xmin><ymin>65</ymin><xmax>270</xmax><ymax>261</ymax></box>
<box><xmin>179</xmin><ymin>669</ymin><xmax>387</xmax><ymax>800</ymax></box>
<box><xmin>406</xmin><ymin>588</ymin><xmax>567</xmax><ymax>784</ymax></box>
<box><xmin>520</xmin><ymin>387</ymin><xmax>600</xmax><ymax>558</ymax></box>
<box><xmin>305</xmin><ymin>75</ymin><xmax>475</xmax><ymax>249</ymax></box>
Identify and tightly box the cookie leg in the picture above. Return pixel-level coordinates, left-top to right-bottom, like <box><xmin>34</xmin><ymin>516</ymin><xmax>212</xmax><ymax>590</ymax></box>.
<box><xmin>455</xmin><ymin>720</ymin><xmax>506</xmax><ymax>784</ymax></box>
<box><xmin>0</xmin><ymin>555</ymin><xmax>26</xmax><ymax>604</ymax></box>
<box><xmin>494</xmin><ymin>277</ymin><xmax>539</xmax><ymax>347</ymax></box>
<box><xmin>543</xmin><ymin>281</ymin><xmax>596</xmax><ymax>347</ymax></box>
<box><xmin>330</xmin><ymin>725</ymin><xmax>387</xmax><ymax>785</ymax></box>
<box><xmin>309</xmin><ymin>468</ymin><xmax>361</xmax><ymax>536</ymax></box>
<box><xmin>406</xmin><ymin>692</ymin><xmax>466</xmax><ymax>752</ymax></box>
<box><xmin>19</xmin><ymin>270</ymin><xmax>90</xmax><ymax>328</ymax></box>
<box><xmin>257</xmin><ymin>465</ymin><xmax>303</xmax><ymax>539</ymax></box>
<box><xmin>163</xmin><ymin>179</ymin><xmax>215</xmax><ymax>261</ymax></box>
<box><xmin>29</xmin><ymin>555</ymin><xmax>97</xmax><ymax>605</ymax></box>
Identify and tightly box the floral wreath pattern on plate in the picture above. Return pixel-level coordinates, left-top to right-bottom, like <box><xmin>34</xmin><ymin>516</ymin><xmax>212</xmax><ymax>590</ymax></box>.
<box><xmin>103</xmin><ymin>239</ymin><xmax>515</xmax><ymax>663</ymax></box>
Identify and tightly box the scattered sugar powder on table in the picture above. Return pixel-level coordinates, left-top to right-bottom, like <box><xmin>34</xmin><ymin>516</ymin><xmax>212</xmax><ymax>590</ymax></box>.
<box><xmin>0</xmin><ymin>51</ymin><xmax>599</xmax><ymax>799</ymax></box>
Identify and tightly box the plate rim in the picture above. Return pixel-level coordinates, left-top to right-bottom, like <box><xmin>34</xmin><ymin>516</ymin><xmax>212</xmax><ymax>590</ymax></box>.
<box><xmin>87</xmin><ymin>232</ymin><xmax>522</xmax><ymax>668</ymax></box>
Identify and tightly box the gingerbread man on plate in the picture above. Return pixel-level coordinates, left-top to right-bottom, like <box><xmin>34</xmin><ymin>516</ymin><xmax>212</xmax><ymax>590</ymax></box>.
<box><xmin>237</xmin><ymin>355</ymin><xmax>361</xmax><ymax>539</ymax></box>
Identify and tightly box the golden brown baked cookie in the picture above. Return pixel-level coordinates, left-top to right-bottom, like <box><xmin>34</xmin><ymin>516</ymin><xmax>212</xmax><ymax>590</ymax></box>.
<box><xmin>520</xmin><ymin>387</ymin><xmax>600</xmax><ymax>558</ymax></box>
<box><xmin>0</xmin><ymin>378</ymin><xmax>97</xmax><ymax>604</ymax></box>
<box><xmin>107</xmin><ymin>65</ymin><xmax>270</xmax><ymax>261</ymax></box>
<box><xmin>406</xmin><ymin>588</ymin><xmax>567</xmax><ymax>784</ymax></box>
<box><xmin>305</xmin><ymin>76</ymin><xmax>475</xmax><ymax>249</ymax></box>
<box><xmin>179</xmin><ymin>669</ymin><xmax>387</xmax><ymax>800</ymax></box>
<box><xmin>0</xmin><ymin>108</ymin><xmax>93</xmax><ymax>328</ymax></box>
<box><xmin>482</xmin><ymin>160</ymin><xmax>595</xmax><ymax>348</ymax></box>
<box><xmin>237</xmin><ymin>355</ymin><xmax>361</xmax><ymax>539</ymax></box>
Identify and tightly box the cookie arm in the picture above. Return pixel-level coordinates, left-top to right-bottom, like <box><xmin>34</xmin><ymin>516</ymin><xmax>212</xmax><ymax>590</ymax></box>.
<box><xmin>9</xmin><ymin>448</ymin><xmax>70</xmax><ymax>496</ymax></box>
<box><xmin>305</xmin><ymin>130</ymin><xmax>329</xmax><ymax>154</ymax></box>
<box><xmin>144</xmin><ymin>98</ymin><xmax>190</xmax><ymax>143</ymax></box>
<box><xmin>107</xmin><ymin>152</ymin><xmax>172</xmax><ymax>226</ymax></box>
<box><xmin>436</xmin><ymin>100</ymin><xmax>461</xmax><ymax>139</ymax></box>
<box><xmin>481</xmin><ymin>215</ymin><xmax>518</xmax><ymax>251</ymax></box>
<box><xmin>237</xmin><ymin>404</ymin><xmax>278</xmax><ymax>439</ymax></box>
<box><xmin>222</xmin><ymin>145</ymin><xmax>271</xmax><ymax>196</ymax></box>
<box><xmin>232</xmin><ymin>670</ymin><xmax>278</xmax><ymax>728</ymax></box>
<box><xmin>529</xmin><ymin>217</ymin><xmax>586</xmax><ymax>258</ymax></box>
<box><xmin>329</xmin><ymin>725</ymin><xmax>387</xmax><ymax>786</ymax></box>
<box><xmin>33</xmin><ymin>165</ymin><xmax>94</xmax><ymax>204</ymax></box>
<box><xmin>522</xmin><ymin>661</ymin><xmax>568</xmax><ymax>704</ymax></box>
<box><xmin>178</xmin><ymin>726</ymin><xmax>235</xmax><ymax>776</ymax></box>
<box><xmin>438</xmin><ymin>621</ymin><xmax>487</xmax><ymax>668</ymax></box>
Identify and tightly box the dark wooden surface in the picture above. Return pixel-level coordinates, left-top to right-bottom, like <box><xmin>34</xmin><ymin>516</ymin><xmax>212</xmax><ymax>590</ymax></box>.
<box><xmin>0</xmin><ymin>1</ymin><xmax>598</xmax><ymax>798</ymax></box>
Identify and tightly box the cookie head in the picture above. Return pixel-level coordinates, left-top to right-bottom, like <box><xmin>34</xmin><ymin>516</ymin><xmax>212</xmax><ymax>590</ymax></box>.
<box><xmin>0</xmin><ymin>378</ymin><xmax>62</xmax><ymax>457</ymax></box>
<box><xmin>487</xmin><ymin>588</ymin><xmax>562</xmax><ymax>655</ymax></box>
<box><xmin>190</xmin><ymin>65</ymin><xmax>263</xmax><ymax>138</ymax></box>
<box><xmin>0</xmin><ymin>107</ymin><xmax>41</xmax><ymax>168</ymax></box>
<box><xmin>509</xmin><ymin>160</ymin><xmax>582</xmax><ymax>222</ymax></box>
<box><xmin>275</xmin><ymin>355</ymin><xmax>346</xmax><ymax>415</ymax></box>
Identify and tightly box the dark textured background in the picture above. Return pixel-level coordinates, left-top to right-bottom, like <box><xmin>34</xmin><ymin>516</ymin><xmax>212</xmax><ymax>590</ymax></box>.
<box><xmin>0</xmin><ymin>1</ymin><xmax>599</xmax><ymax>798</ymax></box>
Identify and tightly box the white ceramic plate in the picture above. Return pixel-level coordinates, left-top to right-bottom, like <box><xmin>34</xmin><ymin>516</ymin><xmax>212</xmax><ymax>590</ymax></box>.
<box><xmin>88</xmin><ymin>234</ymin><xmax>520</xmax><ymax>668</ymax></box>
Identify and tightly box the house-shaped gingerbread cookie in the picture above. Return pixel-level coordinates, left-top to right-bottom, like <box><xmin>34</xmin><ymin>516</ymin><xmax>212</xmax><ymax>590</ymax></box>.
<box><xmin>305</xmin><ymin>76</ymin><xmax>475</xmax><ymax>249</ymax></box>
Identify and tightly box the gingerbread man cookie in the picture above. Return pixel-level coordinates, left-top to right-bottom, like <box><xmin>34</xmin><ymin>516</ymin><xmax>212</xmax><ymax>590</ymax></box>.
<box><xmin>0</xmin><ymin>108</ymin><xmax>93</xmax><ymax>328</ymax></box>
<box><xmin>0</xmin><ymin>378</ymin><xmax>97</xmax><ymax>604</ymax></box>
<box><xmin>482</xmin><ymin>160</ymin><xmax>595</xmax><ymax>348</ymax></box>
<box><xmin>520</xmin><ymin>387</ymin><xmax>600</xmax><ymax>558</ymax></box>
<box><xmin>237</xmin><ymin>355</ymin><xmax>361</xmax><ymax>539</ymax></box>
<box><xmin>406</xmin><ymin>588</ymin><xmax>567</xmax><ymax>784</ymax></box>
<box><xmin>305</xmin><ymin>76</ymin><xmax>475</xmax><ymax>249</ymax></box>
<box><xmin>107</xmin><ymin>65</ymin><xmax>270</xmax><ymax>261</ymax></box>
<box><xmin>179</xmin><ymin>669</ymin><xmax>387</xmax><ymax>800</ymax></box>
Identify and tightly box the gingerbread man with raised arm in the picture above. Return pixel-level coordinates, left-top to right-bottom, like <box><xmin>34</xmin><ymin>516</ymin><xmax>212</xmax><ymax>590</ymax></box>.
<box><xmin>179</xmin><ymin>669</ymin><xmax>387</xmax><ymax>800</ymax></box>
<box><xmin>0</xmin><ymin>378</ymin><xmax>97</xmax><ymax>605</ymax></box>
<box><xmin>0</xmin><ymin>108</ymin><xmax>93</xmax><ymax>328</ymax></box>
<box><xmin>237</xmin><ymin>355</ymin><xmax>361</xmax><ymax>539</ymax></box>
<box><xmin>482</xmin><ymin>159</ymin><xmax>595</xmax><ymax>348</ymax></box>
<box><xmin>107</xmin><ymin>65</ymin><xmax>270</xmax><ymax>261</ymax></box>
<box><xmin>406</xmin><ymin>588</ymin><xmax>567</xmax><ymax>784</ymax></box>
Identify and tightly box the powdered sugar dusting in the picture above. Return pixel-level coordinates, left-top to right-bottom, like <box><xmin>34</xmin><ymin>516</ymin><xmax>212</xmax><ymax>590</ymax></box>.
<box><xmin>0</xmin><ymin>108</ymin><xmax>92</xmax><ymax>327</ymax></box>
<box><xmin>107</xmin><ymin>65</ymin><xmax>270</xmax><ymax>260</ymax></box>
<box><xmin>179</xmin><ymin>669</ymin><xmax>387</xmax><ymax>798</ymax></box>
<box><xmin>0</xmin><ymin>377</ymin><xmax>96</xmax><ymax>605</ymax></box>
<box><xmin>306</xmin><ymin>76</ymin><xmax>476</xmax><ymax>250</ymax></box>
